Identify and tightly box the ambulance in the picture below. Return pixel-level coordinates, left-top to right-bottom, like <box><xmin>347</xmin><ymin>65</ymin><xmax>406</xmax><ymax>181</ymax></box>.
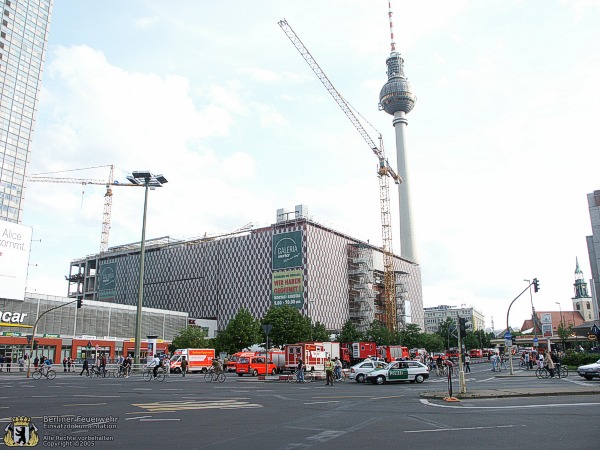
<box><xmin>169</xmin><ymin>348</ymin><xmax>215</xmax><ymax>373</ymax></box>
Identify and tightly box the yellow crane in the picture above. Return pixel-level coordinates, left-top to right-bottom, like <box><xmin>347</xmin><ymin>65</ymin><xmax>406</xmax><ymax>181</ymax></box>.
<box><xmin>278</xmin><ymin>19</ymin><xmax>402</xmax><ymax>331</ymax></box>
<box><xmin>27</xmin><ymin>165</ymin><xmax>139</xmax><ymax>253</ymax></box>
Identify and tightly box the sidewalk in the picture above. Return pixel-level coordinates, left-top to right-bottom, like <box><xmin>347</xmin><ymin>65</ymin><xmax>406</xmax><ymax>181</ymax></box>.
<box><xmin>420</xmin><ymin>383</ymin><xmax>600</xmax><ymax>399</ymax></box>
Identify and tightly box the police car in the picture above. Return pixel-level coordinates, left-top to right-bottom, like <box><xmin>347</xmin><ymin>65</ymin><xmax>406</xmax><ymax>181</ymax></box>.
<box><xmin>365</xmin><ymin>360</ymin><xmax>430</xmax><ymax>384</ymax></box>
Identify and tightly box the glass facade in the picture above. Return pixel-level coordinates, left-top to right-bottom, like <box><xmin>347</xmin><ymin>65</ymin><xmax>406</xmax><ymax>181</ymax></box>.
<box><xmin>0</xmin><ymin>0</ymin><xmax>53</xmax><ymax>223</ymax></box>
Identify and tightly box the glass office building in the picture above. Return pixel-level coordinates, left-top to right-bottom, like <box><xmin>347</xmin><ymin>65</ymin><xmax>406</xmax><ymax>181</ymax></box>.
<box><xmin>0</xmin><ymin>0</ymin><xmax>53</xmax><ymax>223</ymax></box>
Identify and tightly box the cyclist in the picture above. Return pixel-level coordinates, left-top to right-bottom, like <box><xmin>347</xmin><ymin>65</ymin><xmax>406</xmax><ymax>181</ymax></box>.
<box><xmin>41</xmin><ymin>357</ymin><xmax>52</xmax><ymax>376</ymax></box>
<box><xmin>212</xmin><ymin>357</ymin><xmax>223</xmax><ymax>375</ymax></box>
<box><xmin>333</xmin><ymin>357</ymin><xmax>343</xmax><ymax>381</ymax></box>
<box><xmin>149</xmin><ymin>354</ymin><xmax>161</xmax><ymax>379</ymax></box>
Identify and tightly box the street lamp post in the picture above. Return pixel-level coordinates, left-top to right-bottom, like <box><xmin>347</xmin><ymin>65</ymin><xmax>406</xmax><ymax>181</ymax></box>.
<box><xmin>127</xmin><ymin>171</ymin><xmax>168</xmax><ymax>366</ymax></box>
<box><xmin>556</xmin><ymin>301</ymin><xmax>564</xmax><ymax>352</ymax></box>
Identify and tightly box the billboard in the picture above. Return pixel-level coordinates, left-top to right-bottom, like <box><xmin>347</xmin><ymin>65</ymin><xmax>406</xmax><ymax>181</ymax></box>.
<box><xmin>272</xmin><ymin>231</ymin><xmax>303</xmax><ymax>270</ymax></box>
<box><xmin>0</xmin><ymin>221</ymin><xmax>32</xmax><ymax>300</ymax></box>
<box><xmin>97</xmin><ymin>261</ymin><xmax>117</xmax><ymax>301</ymax></box>
<box><xmin>272</xmin><ymin>269</ymin><xmax>304</xmax><ymax>308</ymax></box>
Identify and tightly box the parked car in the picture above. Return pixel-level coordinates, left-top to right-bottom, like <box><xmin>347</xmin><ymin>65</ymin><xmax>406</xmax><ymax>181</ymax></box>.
<box><xmin>349</xmin><ymin>360</ymin><xmax>388</xmax><ymax>383</ymax></box>
<box><xmin>576</xmin><ymin>359</ymin><xmax>600</xmax><ymax>381</ymax></box>
<box><xmin>365</xmin><ymin>360</ymin><xmax>430</xmax><ymax>384</ymax></box>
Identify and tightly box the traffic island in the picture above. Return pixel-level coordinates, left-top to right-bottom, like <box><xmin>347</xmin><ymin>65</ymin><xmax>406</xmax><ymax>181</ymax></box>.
<box><xmin>420</xmin><ymin>385</ymin><xmax>600</xmax><ymax>400</ymax></box>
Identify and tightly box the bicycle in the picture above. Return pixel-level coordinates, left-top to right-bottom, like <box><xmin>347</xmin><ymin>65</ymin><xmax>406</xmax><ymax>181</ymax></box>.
<box><xmin>204</xmin><ymin>370</ymin><xmax>226</xmax><ymax>383</ymax></box>
<box><xmin>32</xmin><ymin>367</ymin><xmax>56</xmax><ymax>380</ymax></box>
<box><xmin>143</xmin><ymin>366</ymin><xmax>166</xmax><ymax>382</ymax></box>
<box><xmin>112</xmin><ymin>365</ymin><xmax>130</xmax><ymax>378</ymax></box>
<box><xmin>289</xmin><ymin>369</ymin><xmax>314</xmax><ymax>382</ymax></box>
<box><xmin>536</xmin><ymin>365</ymin><xmax>568</xmax><ymax>379</ymax></box>
<box><xmin>333</xmin><ymin>368</ymin><xmax>345</xmax><ymax>382</ymax></box>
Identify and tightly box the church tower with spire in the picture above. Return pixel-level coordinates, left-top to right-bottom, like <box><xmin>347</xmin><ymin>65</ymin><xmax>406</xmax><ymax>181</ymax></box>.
<box><xmin>572</xmin><ymin>258</ymin><xmax>598</xmax><ymax>322</ymax></box>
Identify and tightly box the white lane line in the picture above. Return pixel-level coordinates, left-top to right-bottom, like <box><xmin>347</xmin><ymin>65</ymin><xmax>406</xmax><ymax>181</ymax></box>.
<box><xmin>140</xmin><ymin>418</ymin><xmax>181</xmax><ymax>421</ymax></box>
<box><xmin>124</xmin><ymin>416</ymin><xmax>152</xmax><ymax>421</ymax></box>
<box><xmin>304</xmin><ymin>401</ymin><xmax>340</xmax><ymax>405</ymax></box>
<box><xmin>476</xmin><ymin>377</ymin><xmax>497</xmax><ymax>382</ymax></box>
<box><xmin>420</xmin><ymin>399</ymin><xmax>600</xmax><ymax>409</ymax></box>
<box><xmin>74</xmin><ymin>395</ymin><xmax>120</xmax><ymax>398</ymax></box>
<box><xmin>405</xmin><ymin>424</ymin><xmax>521</xmax><ymax>433</ymax></box>
<box><xmin>62</xmin><ymin>403</ymin><xmax>107</xmax><ymax>407</ymax></box>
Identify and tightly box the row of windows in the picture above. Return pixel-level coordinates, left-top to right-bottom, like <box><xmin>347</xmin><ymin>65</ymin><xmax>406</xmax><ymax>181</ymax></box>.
<box><xmin>0</xmin><ymin>178</ymin><xmax>24</xmax><ymax>192</ymax></box>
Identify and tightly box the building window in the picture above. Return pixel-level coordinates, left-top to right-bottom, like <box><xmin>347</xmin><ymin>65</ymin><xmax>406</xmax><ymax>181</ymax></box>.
<box><xmin>576</xmin><ymin>304</ymin><xmax>581</xmax><ymax>310</ymax></box>
<box><xmin>586</xmin><ymin>302</ymin><xmax>590</xmax><ymax>310</ymax></box>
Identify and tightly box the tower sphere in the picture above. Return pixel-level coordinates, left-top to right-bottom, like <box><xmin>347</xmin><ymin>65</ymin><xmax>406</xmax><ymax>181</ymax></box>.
<box><xmin>379</xmin><ymin>52</ymin><xmax>416</xmax><ymax>115</ymax></box>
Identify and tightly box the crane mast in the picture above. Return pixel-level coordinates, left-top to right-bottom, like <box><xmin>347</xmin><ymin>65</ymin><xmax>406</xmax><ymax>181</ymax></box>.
<box><xmin>278</xmin><ymin>19</ymin><xmax>401</xmax><ymax>331</ymax></box>
<box><xmin>27</xmin><ymin>165</ymin><xmax>138</xmax><ymax>254</ymax></box>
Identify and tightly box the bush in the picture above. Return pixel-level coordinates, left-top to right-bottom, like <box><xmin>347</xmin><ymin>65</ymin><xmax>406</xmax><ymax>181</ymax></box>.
<box><xmin>561</xmin><ymin>351</ymin><xmax>599</xmax><ymax>367</ymax></box>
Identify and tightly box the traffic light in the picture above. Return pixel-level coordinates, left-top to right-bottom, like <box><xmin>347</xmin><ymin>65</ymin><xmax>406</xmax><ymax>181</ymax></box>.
<box><xmin>458</xmin><ymin>317</ymin><xmax>467</xmax><ymax>339</ymax></box>
<box><xmin>511</xmin><ymin>336</ymin><xmax>517</xmax><ymax>346</ymax></box>
<box><xmin>533</xmin><ymin>278</ymin><xmax>540</xmax><ymax>293</ymax></box>
<box><xmin>77</xmin><ymin>299</ymin><xmax>83</xmax><ymax>309</ymax></box>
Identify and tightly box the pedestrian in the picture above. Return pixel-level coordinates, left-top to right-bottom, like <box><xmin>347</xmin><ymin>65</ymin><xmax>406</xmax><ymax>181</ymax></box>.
<box><xmin>491</xmin><ymin>353</ymin><xmax>497</xmax><ymax>372</ymax></box>
<box><xmin>0</xmin><ymin>353</ymin><xmax>4</xmax><ymax>372</ymax></box>
<box><xmin>544</xmin><ymin>351</ymin><xmax>555</xmax><ymax>377</ymax></box>
<box><xmin>63</xmin><ymin>357</ymin><xmax>68</xmax><ymax>372</ymax></box>
<box><xmin>80</xmin><ymin>358</ymin><xmax>90</xmax><ymax>376</ymax></box>
<box><xmin>324</xmin><ymin>357</ymin><xmax>334</xmax><ymax>385</ymax></box>
<box><xmin>296</xmin><ymin>358</ymin><xmax>305</xmax><ymax>382</ymax></box>
<box><xmin>500</xmin><ymin>354</ymin><xmax>507</xmax><ymax>370</ymax></box>
<box><xmin>6</xmin><ymin>355</ymin><xmax>11</xmax><ymax>372</ymax></box>
<box><xmin>181</xmin><ymin>355</ymin><xmax>188</xmax><ymax>377</ymax></box>
<box><xmin>162</xmin><ymin>355</ymin><xmax>170</xmax><ymax>377</ymax></box>
<box><xmin>100</xmin><ymin>354</ymin><xmax>107</xmax><ymax>377</ymax></box>
<box><xmin>464</xmin><ymin>355</ymin><xmax>471</xmax><ymax>373</ymax></box>
<box><xmin>67</xmin><ymin>357</ymin><xmax>72</xmax><ymax>372</ymax></box>
<box><xmin>33</xmin><ymin>356</ymin><xmax>39</xmax><ymax>369</ymax></box>
<box><xmin>18</xmin><ymin>356</ymin><xmax>25</xmax><ymax>372</ymax></box>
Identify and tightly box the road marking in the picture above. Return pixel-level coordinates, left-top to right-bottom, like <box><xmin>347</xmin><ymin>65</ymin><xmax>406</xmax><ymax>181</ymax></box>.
<box><xmin>140</xmin><ymin>418</ymin><xmax>181</xmax><ymax>421</ymax></box>
<box><xmin>371</xmin><ymin>395</ymin><xmax>404</xmax><ymax>400</ymax></box>
<box><xmin>32</xmin><ymin>395</ymin><xmax>57</xmax><ymax>398</ymax></box>
<box><xmin>304</xmin><ymin>401</ymin><xmax>340</xmax><ymax>405</ymax></box>
<box><xmin>405</xmin><ymin>424</ymin><xmax>520</xmax><ymax>433</ymax></box>
<box><xmin>132</xmin><ymin>399</ymin><xmax>262</xmax><ymax>412</ymax></box>
<box><xmin>62</xmin><ymin>403</ymin><xmax>107</xmax><ymax>407</ymax></box>
<box><xmin>420</xmin><ymin>399</ymin><xmax>600</xmax><ymax>409</ymax></box>
<box><xmin>476</xmin><ymin>377</ymin><xmax>496</xmax><ymax>382</ymax></box>
<box><xmin>124</xmin><ymin>416</ymin><xmax>152</xmax><ymax>421</ymax></box>
<box><xmin>73</xmin><ymin>395</ymin><xmax>120</xmax><ymax>398</ymax></box>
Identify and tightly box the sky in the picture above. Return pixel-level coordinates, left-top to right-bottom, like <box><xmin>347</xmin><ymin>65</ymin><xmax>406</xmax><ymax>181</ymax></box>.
<box><xmin>22</xmin><ymin>0</ymin><xmax>600</xmax><ymax>331</ymax></box>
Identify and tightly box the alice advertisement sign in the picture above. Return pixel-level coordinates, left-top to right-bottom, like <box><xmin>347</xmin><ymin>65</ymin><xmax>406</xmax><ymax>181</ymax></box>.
<box><xmin>272</xmin><ymin>231</ymin><xmax>303</xmax><ymax>270</ymax></box>
<box><xmin>272</xmin><ymin>269</ymin><xmax>304</xmax><ymax>308</ymax></box>
<box><xmin>0</xmin><ymin>222</ymin><xmax>32</xmax><ymax>301</ymax></box>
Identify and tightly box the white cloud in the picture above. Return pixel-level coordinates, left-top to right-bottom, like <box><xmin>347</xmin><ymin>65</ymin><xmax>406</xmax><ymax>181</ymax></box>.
<box><xmin>132</xmin><ymin>16</ymin><xmax>158</xmax><ymax>29</ymax></box>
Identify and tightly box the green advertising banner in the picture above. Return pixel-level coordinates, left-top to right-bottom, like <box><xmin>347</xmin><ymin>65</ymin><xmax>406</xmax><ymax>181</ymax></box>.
<box><xmin>98</xmin><ymin>261</ymin><xmax>117</xmax><ymax>301</ymax></box>
<box><xmin>272</xmin><ymin>230</ymin><xmax>303</xmax><ymax>270</ymax></box>
<box><xmin>272</xmin><ymin>269</ymin><xmax>304</xmax><ymax>309</ymax></box>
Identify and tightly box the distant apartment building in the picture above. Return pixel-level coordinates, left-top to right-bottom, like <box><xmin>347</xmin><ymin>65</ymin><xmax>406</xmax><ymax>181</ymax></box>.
<box><xmin>424</xmin><ymin>305</ymin><xmax>485</xmax><ymax>334</ymax></box>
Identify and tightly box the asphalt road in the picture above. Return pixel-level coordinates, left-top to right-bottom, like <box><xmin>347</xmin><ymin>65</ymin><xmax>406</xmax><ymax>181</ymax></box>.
<box><xmin>1</xmin><ymin>365</ymin><xmax>598</xmax><ymax>449</ymax></box>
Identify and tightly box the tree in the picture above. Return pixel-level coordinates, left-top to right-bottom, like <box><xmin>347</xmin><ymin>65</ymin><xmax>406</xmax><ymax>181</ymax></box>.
<box><xmin>311</xmin><ymin>321</ymin><xmax>330</xmax><ymax>342</ymax></box>
<box><xmin>168</xmin><ymin>326</ymin><xmax>209</xmax><ymax>353</ymax></box>
<box><xmin>556</xmin><ymin>322</ymin><xmax>574</xmax><ymax>352</ymax></box>
<box><xmin>261</xmin><ymin>305</ymin><xmax>311</xmax><ymax>347</ymax></box>
<box><xmin>419</xmin><ymin>333</ymin><xmax>445</xmax><ymax>353</ymax></box>
<box><xmin>436</xmin><ymin>318</ymin><xmax>458</xmax><ymax>350</ymax></box>
<box><xmin>213</xmin><ymin>308</ymin><xmax>262</xmax><ymax>354</ymax></box>
<box><xmin>336</xmin><ymin>320</ymin><xmax>363</xmax><ymax>343</ymax></box>
<box><xmin>364</xmin><ymin>320</ymin><xmax>395</xmax><ymax>345</ymax></box>
<box><xmin>399</xmin><ymin>323</ymin><xmax>421</xmax><ymax>349</ymax></box>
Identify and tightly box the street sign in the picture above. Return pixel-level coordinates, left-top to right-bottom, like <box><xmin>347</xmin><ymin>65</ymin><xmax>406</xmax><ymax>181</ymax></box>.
<box><xmin>533</xmin><ymin>337</ymin><xmax>539</xmax><ymax>347</ymax></box>
<box><xmin>262</xmin><ymin>324</ymin><xmax>273</xmax><ymax>336</ymax></box>
<box><xmin>504</xmin><ymin>332</ymin><xmax>512</xmax><ymax>340</ymax></box>
<box><xmin>591</xmin><ymin>324</ymin><xmax>600</xmax><ymax>336</ymax></box>
<box><xmin>504</xmin><ymin>340</ymin><xmax>511</xmax><ymax>348</ymax></box>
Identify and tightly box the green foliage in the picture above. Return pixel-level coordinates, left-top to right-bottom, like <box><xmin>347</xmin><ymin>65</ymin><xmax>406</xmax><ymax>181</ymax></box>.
<box><xmin>311</xmin><ymin>321</ymin><xmax>330</xmax><ymax>342</ymax></box>
<box><xmin>561</xmin><ymin>351</ymin><xmax>599</xmax><ymax>367</ymax></box>
<box><xmin>436</xmin><ymin>318</ymin><xmax>458</xmax><ymax>349</ymax></box>
<box><xmin>261</xmin><ymin>305</ymin><xmax>311</xmax><ymax>347</ymax></box>
<box><xmin>336</xmin><ymin>320</ymin><xmax>364</xmax><ymax>343</ymax></box>
<box><xmin>399</xmin><ymin>323</ymin><xmax>421</xmax><ymax>348</ymax></box>
<box><xmin>168</xmin><ymin>326</ymin><xmax>209</xmax><ymax>353</ymax></box>
<box><xmin>556</xmin><ymin>322</ymin><xmax>574</xmax><ymax>350</ymax></box>
<box><xmin>364</xmin><ymin>320</ymin><xmax>396</xmax><ymax>345</ymax></box>
<box><xmin>419</xmin><ymin>333</ymin><xmax>445</xmax><ymax>353</ymax></box>
<box><xmin>213</xmin><ymin>308</ymin><xmax>262</xmax><ymax>354</ymax></box>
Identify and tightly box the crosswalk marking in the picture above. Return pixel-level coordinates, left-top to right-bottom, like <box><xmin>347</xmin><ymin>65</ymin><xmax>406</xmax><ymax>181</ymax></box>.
<box><xmin>131</xmin><ymin>399</ymin><xmax>262</xmax><ymax>413</ymax></box>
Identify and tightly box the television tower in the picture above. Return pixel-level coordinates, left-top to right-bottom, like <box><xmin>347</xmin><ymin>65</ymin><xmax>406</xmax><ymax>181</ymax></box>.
<box><xmin>379</xmin><ymin>0</ymin><xmax>418</xmax><ymax>262</ymax></box>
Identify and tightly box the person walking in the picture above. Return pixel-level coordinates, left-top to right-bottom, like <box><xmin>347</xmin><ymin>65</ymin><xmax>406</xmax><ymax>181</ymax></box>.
<box><xmin>544</xmin><ymin>351</ymin><xmax>555</xmax><ymax>378</ymax></box>
<box><xmin>464</xmin><ymin>355</ymin><xmax>471</xmax><ymax>373</ymax></box>
<box><xmin>63</xmin><ymin>357</ymin><xmax>67</xmax><ymax>372</ymax></box>
<box><xmin>324</xmin><ymin>357</ymin><xmax>334</xmax><ymax>386</ymax></box>
<box><xmin>80</xmin><ymin>358</ymin><xmax>90</xmax><ymax>376</ymax></box>
<box><xmin>296</xmin><ymin>358</ymin><xmax>305</xmax><ymax>382</ymax></box>
<box><xmin>181</xmin><ymin>356</ymin><xmax>188</xmax><ymax>377</ymax></box>
<box><xmin>0</xmin><ymin>353</ymin><xmax>4</xmax><ymax>372</ymax></box>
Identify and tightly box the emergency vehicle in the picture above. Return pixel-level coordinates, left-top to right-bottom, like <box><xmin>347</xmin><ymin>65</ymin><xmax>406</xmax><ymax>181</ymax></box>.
<box><xmin>341</xmin><ymin>342</ymin><xmax>377</xmax><ymax>365</ymax></box>
<box><xmin>235</xmin><ymin>355</ymin><xmax>277</xmax><ymax>377</ymax></box>
<box><xmin>169</xmin><ymin>348</ymin><xmax>215</xmax><ymax>373</ymax></box>
<box><xmin>284</xmin><ymin>342</ymin><xmax>328</xmax><ymax>372</ymax></box>
<box><xmin>225</xmin><ymin>352</ymin><xmax>257</xmax><ymax>372</ymax></box>
<box><xmin>469</xmin><ymin>349</ymin><xmax>483</xmax><ymax>358</ymax></box>
<box><xmin>377</xmin><ymin>345</ymin><xmax>409</xmax><ymax>362</ymax></box>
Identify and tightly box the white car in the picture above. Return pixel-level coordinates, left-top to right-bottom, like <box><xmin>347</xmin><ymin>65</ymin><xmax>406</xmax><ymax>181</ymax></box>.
<box><xmin>365</xmin><ymin>360</ymin><xmax>430</xmax><ymax>384</ymax></box>
<box><xmin>577</xmin><ymin>359</ymin><xmax>600</xmax><ymax>381</ymax></box>
<box><xmin>349</xmin><ymin>360</ymin><xmax>388</xmax><ymax>383</ymax></box>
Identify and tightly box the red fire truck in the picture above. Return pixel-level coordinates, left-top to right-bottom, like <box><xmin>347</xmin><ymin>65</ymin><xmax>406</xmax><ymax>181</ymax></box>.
<box><xmin>377</xmin><ymin>345</ymin><xmax>409</xmax><ymax>362</ymax></box>
<box><xmin>341</xmin><ymin>342</ymin><xmax>378</xmax><ymax>365</ymax></box>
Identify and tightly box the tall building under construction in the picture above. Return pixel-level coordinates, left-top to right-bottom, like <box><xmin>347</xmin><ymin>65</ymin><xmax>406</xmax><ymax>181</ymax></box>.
<box><xmin>67</xmin><ymin>207</ymin><xmax>424</xmax><ymax>333</ymax></box>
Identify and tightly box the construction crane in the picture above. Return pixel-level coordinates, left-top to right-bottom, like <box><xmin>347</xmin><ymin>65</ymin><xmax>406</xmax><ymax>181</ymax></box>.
<box><xmin>278</xmin><ymin>19</ymin><xmax>402</xmax><ymax>331</ymax></box>
<box><xmin>27</xmin><ymin>165</ymin><xmax>139</xmax><ymax>253</ymax></box>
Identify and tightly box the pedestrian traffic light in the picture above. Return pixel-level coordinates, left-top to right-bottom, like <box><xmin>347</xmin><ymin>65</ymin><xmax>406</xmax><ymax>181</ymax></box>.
<box><xmin>533</xmin><ymin>278</ymin><xmax>540</xmax><ymax>293</ymax></box>
<box><xmin>77</xmin><ymin>299</ymin><xmax>83</xmax><ymax>309</ymax></box>
<box><xmin>458</xmin><ymin>317</ymin><xmax>467</xmax><ymax>338</ymax></box>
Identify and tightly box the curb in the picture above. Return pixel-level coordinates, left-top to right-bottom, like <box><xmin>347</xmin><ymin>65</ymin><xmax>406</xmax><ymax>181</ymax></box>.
<box><xmin>420</xmin><ymin>389</ymin><xmax>600</xmax><ymax>400</ymax></box>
